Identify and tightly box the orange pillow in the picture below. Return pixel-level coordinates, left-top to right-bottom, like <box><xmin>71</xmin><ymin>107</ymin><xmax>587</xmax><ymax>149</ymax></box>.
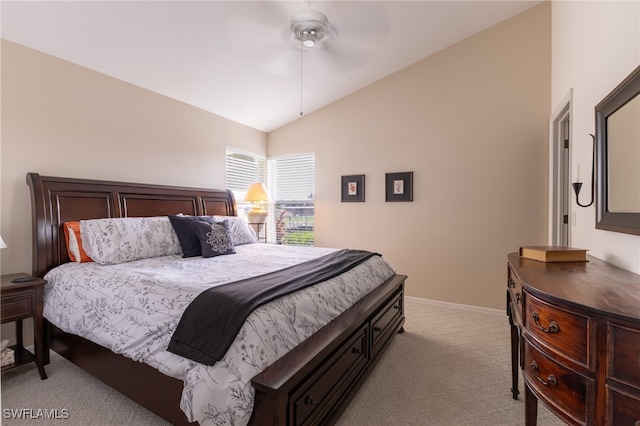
<box><xmin>63</xmin><ymin>222</ymin><xmax>92</xmax><ymax>263</ymax></box>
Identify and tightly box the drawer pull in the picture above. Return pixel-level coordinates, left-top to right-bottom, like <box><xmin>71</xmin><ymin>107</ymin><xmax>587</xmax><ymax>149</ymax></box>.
<box><xmin>305</xmin><ymin>395</ymin><xmax>316</xmax><ymax>406</ymax></box>
<box><xmin>351</xmin><ymin>347</ymin><xmax>361</xmax><ymax>355</ymax></box>
<box><xmin>508</xmin><ymin>278</ymin><xmax>516</xmax><ymax>288</ymax></box>
<box><xmin>531</xmin><ymin>313</ymin><xmax>559</xmax><ymax>333</ymax></box>
<box><xmin>515</xmin><ymin>292</ymin><xmax>521</xmax><ymax>304</ymax></box>
<box><xmin>393</xmin><ymin>304</ymin><xmax>400</xmax><ymax>311</ymax></box>
<box><xmin>373</xmin><ymin>326</ymin><xmax>382</xmax><ymax>333</ymax></box>
<box><xmin>530</xmin><ymin>361</ymin><xmax>557</xmax><ymax>387</ymax></box>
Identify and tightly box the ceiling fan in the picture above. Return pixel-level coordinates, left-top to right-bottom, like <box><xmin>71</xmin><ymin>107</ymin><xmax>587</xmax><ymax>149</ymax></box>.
<box><xmin>228</xmin><ymin>2</ymin><xmax>389</xmax><ymax>73</ymax></box>
<box><xmin>227</xmin><ymin>1</ymin><xmax>389</xmax><ymax>115</ymax></box>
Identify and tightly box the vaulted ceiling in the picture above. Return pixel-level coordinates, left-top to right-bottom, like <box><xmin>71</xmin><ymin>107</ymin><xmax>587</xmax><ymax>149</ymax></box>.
<box><xmin>1</xmin><ymin>1</ymin><xmax>541</xmax><ymax>132</ymax></box>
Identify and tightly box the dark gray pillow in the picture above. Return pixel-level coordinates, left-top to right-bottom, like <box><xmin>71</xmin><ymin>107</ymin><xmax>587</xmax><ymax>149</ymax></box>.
<box><xmin>192</xmin><ymin>220</ymin><xmax>236</xmax><ymax>258</ymax></box>
<box><xmin>168</xmin><ymin>215</ymin><xmax>215</xmax><ymax>257</ymax></box>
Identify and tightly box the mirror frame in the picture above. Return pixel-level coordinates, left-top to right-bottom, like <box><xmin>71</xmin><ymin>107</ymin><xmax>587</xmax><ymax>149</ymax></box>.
<box><xmin>595</xmin><ymin>64</ymin><xmax>640</xmax><ymax>236</ymax></box>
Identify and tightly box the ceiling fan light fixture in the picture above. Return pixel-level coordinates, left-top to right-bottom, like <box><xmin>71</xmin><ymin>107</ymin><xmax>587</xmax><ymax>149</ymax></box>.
<box><xmin>290</xmin><ymin>9</ymin><xmax>335</xmax><ymax>49</ymax></box>
<box><xmin>300</xmin><ymin>29</ymin><xmax>317</xmax><ymax>47</ymax></box>
<box><xmin>300</xmin><ymin>28</ymin><xmax>318</xmax><ymax>47</ymax></box>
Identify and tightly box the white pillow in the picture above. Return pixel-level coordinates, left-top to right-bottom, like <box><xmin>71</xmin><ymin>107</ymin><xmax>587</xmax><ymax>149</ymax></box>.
<box><xmin>213</xmin><ymin>216</ymin><xmax>258</xmax><ymax>245</ymax></box>
<box><xmin>80</xmin><ymin>216</ymin><xmax>182</xmax><ymax>265</ymax></box>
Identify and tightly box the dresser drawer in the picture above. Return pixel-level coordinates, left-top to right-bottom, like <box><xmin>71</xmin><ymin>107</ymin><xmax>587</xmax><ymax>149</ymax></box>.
<box><xmin>507</xmin><ymin>266</ymin><xmax>523</xmax><ymax>325</ymax></box>
<box><xmin>371</xmin><ymin>292</ymin><xmax>402</xmax><ymax>357</ymax></box>
<box><xmin>525</xmin><ymin>293</ymin><xmax>591</xmax><ymax>369</ymax></box>
<box><xmin>0</xmin><ymin>292</ymin><xmax>34</xmax><ymax>323</ymax></box>
<box><xmin>608</xmin><ymin>323</ymin><xmax>640</xmax><ymax>390</ymax></box>
<box><xmin>291</xmin><ymin>325</ymin><xmax>369</xmax><ymax>425</ymax></box>
<box><xmin>524</xmin><ymin>337</ymin><xmax>593</xmax><ymax>425</ymax></box>
<box><xmin>607</xmin><ymin>386</ymin><xmax>640</xmax><ymax>425</ymax></box>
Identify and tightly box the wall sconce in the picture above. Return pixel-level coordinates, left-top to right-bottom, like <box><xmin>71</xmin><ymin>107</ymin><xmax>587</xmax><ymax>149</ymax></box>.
<box><xmin>243</xmin><ymin>182</ymin><xmax>271</xmax><ymax>224</ymax></box>
<box><xmin>572</xmin><ymin>134</ymin><xmax>595</xmax><ymax>208</ymax></box>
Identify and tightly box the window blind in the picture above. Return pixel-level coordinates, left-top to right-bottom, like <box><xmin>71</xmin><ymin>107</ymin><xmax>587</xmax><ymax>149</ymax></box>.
<box><xmin>225</xmin><ymin>148</ymin><xmax>267</xmax><ymax>202</ymax></box>
<box><xmin>269</xmin><ymin>155</ymin><xmax>315</xmax><ymax>201</ymax></box>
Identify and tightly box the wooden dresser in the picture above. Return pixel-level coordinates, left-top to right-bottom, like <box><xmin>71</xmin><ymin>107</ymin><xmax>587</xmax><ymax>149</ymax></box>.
<box><xmin>506</xmin><ymin>252</ymin><xmax>640</xmax><ymax>425</ymax></box>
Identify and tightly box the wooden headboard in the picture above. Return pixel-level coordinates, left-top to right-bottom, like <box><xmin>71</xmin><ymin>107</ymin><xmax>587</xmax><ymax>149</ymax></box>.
<box><xmin>27</xmin><ymin>173</ymin><xmax>237</xmax><ymax>278</ymax></box>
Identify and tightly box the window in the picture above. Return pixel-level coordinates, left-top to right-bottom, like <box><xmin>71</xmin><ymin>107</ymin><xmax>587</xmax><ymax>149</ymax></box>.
<box><xmin>269</xmin><ymin>154</ymin><xmax>315</xmax><ymax>246</ymax></box>
<box><xmin>226</xmin><ymin>148</ymin><xmax>315</xmax><ymax>246</ymax></box>
<box><xmin>225</xmin><ymin>148</ymin><xmax>266</xmax><ymax>218</ymax></box>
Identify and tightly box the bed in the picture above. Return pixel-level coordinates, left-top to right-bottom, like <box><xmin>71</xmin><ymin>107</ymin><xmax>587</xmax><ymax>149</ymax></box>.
<box><xmin>27</xmin><ymin>172</ymin><xmax>406</xmax><ymax>426</ymax></box>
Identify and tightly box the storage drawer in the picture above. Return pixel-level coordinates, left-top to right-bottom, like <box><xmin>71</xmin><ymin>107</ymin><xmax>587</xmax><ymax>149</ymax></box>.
<box><xmin>525</xmin><ymin>293</ymin><xmax>591</xmax><ymax>369</ymax></box>
<box><xmin>0</xmin><ymin>292</ymin><xmax>33</xmax><ymax>323</ymax></box>
<box><xmin>507</xmin><ymin>266</ymin><xmax>523</xmax><ymax>326</ymax></box>
<box><xmin>371</xmin><ymin>292</ymin><xmax>402</xmax><ymax>357</ymax></box>
<box><xmin>607</xmin><ymin>386</ymin><xmax>640</xmax><ymax>425</ymax></box>
<box><xmin>608</xmin><ymin>323</ymin><xmax>640</xmax><ymax>390</ymax></box>
<box><xmin>291</xmin><ymin>325</ymin><xmax>369</xmax><ymax>426</ymax></box>
<box><xmin>524</xmin><ymin>337</ymin><xmax>593</xmax><ymax>425</ymax></box>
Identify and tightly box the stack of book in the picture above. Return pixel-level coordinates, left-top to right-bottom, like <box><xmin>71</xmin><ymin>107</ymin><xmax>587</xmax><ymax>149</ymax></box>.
<box><xmin>519</xmin><ymin>246</ymin><xmax>588</xmax><ymax>262</ymax></box>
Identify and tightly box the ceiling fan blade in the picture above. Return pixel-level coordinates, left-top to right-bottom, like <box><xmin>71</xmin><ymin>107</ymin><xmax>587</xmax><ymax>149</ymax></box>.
<box><xmin>227</xmin><ymin>15</ymin><xmax>286</xmax><ymax>51</ymax></box>
<box><xmin>300</xmin><ymin>1</ymin><xmax>390</xmax><ymax>74</ymax></box>
<box><xmin>315</xmin><ymin>43</ymin><xmax>374</xmax><ymax>74</ymax></box>
<box><xmin>226</xmin><ymin>1</ymin><xmax>299</xmax><ymax>51</ymax></box>
<box><xmin>321</xmin><ymin>1</ymin><xmax>390</xmax><ymax>44</ymax></box>
<box><xmin>261</xmin><ymin>49</ymin><xmax>300</xmax><ymax>78</ymax></box>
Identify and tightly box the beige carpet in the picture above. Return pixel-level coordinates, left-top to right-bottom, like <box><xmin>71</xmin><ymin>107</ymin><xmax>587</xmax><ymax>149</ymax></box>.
<box><xmin>1</xmin><ymin>299</ymin><xmax>565</xmax><ymax>425</ymax></box>
<box><xmin>336</xmin><ymin>299</ymin><xmax>563</xmax><ymax>425</ymax></box>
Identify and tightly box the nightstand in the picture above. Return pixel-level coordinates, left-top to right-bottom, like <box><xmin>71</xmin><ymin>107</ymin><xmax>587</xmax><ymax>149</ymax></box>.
<box><xmin>249</xmin><ymin>222</ymin><xmax>267</xmax><ymax>243</ymax></box>
<box><xmin>1</xmin><ymin>273</ymin><xmax>47</xmax><ymax>379</ymax></box>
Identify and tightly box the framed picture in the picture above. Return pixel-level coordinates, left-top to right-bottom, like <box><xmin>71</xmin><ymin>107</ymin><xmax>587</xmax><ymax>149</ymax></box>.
<box><xmin>385</xmin><ymin>172</ymin><xmax>413</xmax><ymax>202</ymax></box>
<box><xmin>341</xmin><ymin>175</ymin><xmax>365</xmax><ymax>202</ymax></box>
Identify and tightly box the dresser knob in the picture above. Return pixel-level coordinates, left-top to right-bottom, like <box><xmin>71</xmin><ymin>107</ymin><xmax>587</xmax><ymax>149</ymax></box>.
<box><xmin>508</xmin><ymin>278</ymin><xmax>516</xmax><ymax>288</ymax></box>
<box><xmin>530</xmin><ymin>361</ymin><xmax>557</xmax><ymax>387</ymax></box>
<box><xmin>351</xmin><ymin>347</ymin><xmax>361</xmax><ymax>355</ymax></box>
<box><xmin>305</xmin><ymin>395</ymin><xmax>316</xmax><ymax>406</ymax></box>
<box><xmin>531</xmin><ymin>312</ymin><xmax>559</xmax><ymax>333</ymax></box>
<box><xmin>373</xmin><ymin>326</ymin><xmax>382</xmax><ymax>333</ymax></box>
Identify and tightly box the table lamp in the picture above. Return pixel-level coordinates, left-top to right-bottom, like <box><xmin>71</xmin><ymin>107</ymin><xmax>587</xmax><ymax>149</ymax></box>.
<box><xmin>244</xmin><ymin>182</ymin><xmax>271</xmax><ymax>224</ymax></box>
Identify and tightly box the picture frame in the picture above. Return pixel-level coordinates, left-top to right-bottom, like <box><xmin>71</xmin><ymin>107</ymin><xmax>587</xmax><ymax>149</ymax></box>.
<box><xmin>385</xmin><ymin>172</ymin><xmax>413</xmax><ymax>202</ymax></box>
<box><xmin>341</xmin><ymin>175</ymin><xmax>365</xmax><ymax>202</ymax></box>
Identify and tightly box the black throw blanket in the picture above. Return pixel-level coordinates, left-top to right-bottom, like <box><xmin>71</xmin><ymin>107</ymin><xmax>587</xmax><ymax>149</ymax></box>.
<box><xmin>168</xmin><ymin>249</ymin><xmax>378</xmax><ymax>365</ymax></box>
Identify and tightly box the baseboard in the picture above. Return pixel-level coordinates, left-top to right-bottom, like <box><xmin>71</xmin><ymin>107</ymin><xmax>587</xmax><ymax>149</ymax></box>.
<box><xmin>405</xmin><ymin>296</ymin><xmax>504</xmax><ymax>317</ymax></box>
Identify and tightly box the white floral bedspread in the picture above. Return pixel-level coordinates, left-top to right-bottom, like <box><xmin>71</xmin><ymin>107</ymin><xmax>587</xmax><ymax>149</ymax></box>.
<box><xmin>43</xmin><ymin>243</ymin><xmax>395</xmax><ymax>425</ymax></box>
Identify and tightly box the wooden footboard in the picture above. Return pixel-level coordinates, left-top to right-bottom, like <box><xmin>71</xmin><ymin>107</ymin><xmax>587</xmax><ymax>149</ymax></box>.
<box><xmin>250</xmin><ymin>273</ymin><xmax>406</xmax><ymax>426</ymax></box>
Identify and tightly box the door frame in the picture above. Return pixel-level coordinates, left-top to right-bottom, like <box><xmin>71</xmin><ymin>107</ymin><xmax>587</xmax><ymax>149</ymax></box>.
<box><xmin>549</xmin><ymin>89</ymin><xmax>573</xmax><ymax>246</ymax></box>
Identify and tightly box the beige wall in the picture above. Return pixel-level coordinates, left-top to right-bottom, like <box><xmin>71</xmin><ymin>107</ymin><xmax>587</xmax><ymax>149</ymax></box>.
<box><xmin>551</xmin><ymin>1</ymin><xmax>640</xmax><ymax>272</ymax></box>
<box><xmin>0</xmin><ymin>39</ymin><xmax>267</xmax><ymax>276</ymax></box>
<box><xmin>1</xmin><ymin>3</ymin><xmax>552</xmax><ymax>316</ymax></box>
<box><xmin>269</xmin><ymin>3</ymin><xmax>551</xmax><ymax>310</ymax></box>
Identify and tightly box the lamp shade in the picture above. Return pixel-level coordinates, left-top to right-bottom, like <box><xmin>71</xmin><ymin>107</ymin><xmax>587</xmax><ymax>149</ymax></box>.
<box><xmin>243</xmin><ymin>183</ymin><xmax>271</xmax><ymax>203</ymax></box>
<box><xmin>0</xmin><ymin>236</ymin><xmax>6</xmax><ymax>249</ymax></box>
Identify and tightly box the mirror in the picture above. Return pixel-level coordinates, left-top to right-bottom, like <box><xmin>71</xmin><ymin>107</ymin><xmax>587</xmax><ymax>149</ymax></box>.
<box><xmin>595</xmin><ymin>64</ymin><xmax>640</xmax><ymax>235</ymax></box>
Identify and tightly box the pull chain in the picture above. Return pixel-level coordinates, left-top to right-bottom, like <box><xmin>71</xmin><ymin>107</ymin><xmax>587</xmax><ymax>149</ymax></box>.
<box><xmin>300</xmin><ymin>43</ymin><xmax>304</xmax><ymax>116</ymax></box>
